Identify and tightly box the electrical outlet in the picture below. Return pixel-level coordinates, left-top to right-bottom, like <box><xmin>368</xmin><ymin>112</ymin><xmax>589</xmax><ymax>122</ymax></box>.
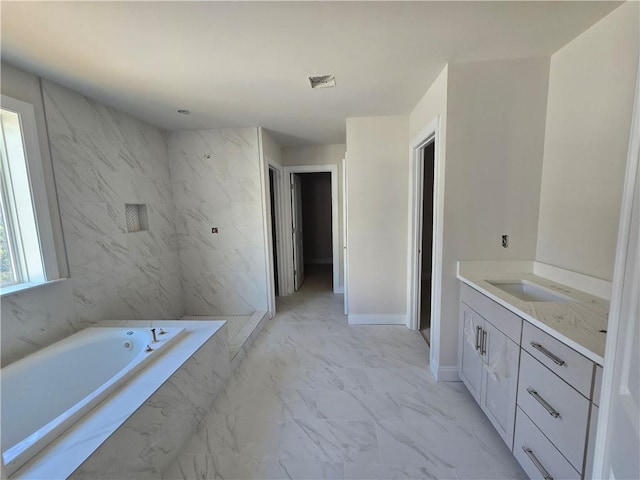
<box><xmin>502</xmin><ymin>235</ymin><xmax>509</xmax><ymax>248</ymax></box>
<box><xmin>211</xmin><ymin>227</ymin><xmax>218</xmax><ymax>234</ymax></box>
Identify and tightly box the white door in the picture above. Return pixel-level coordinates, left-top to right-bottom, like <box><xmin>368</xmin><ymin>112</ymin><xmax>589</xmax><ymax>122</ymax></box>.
<box><xmin>593</xmin><ymin>65</ymin><xmax>639</xmax><ymax>480</ymax></box>
<box><xmin>595</xmin><ymin>156</ymin><xmax>639</xmax><ymax>479</ymax></box>
<box><xmin>342</xmin><ymin>158</ymin><xmax>348</xmax><ymax>315</ymax></box>
<box><xmin>291</xmin><ymin>173</ymin><xmax>305</xmax><ymax>291</ymax></box>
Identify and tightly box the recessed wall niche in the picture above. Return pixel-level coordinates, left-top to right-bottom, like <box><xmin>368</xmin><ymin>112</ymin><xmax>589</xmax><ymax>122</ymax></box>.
<box><xmin>125</xmin><ymin>204</ymin><xmax>149</xmax><ymax>233</ymax></box>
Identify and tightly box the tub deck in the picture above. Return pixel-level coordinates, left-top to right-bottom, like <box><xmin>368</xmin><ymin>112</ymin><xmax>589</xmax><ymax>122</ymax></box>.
<box><xmin>11</xmin><ymin>320</ymin><xmax>227</xmax><ymax>480</ymax></box>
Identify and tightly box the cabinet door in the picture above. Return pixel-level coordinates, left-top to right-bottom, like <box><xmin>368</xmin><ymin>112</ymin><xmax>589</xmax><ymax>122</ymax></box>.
<box><xmin>480</xmin><ymin>321</ymin><xmax>520</xmax><ymax>449</ymax></box>
<box><xmin>459</xmin><ymin>303</ymin><xmax>483</xmax><ymax>402</ymax></box>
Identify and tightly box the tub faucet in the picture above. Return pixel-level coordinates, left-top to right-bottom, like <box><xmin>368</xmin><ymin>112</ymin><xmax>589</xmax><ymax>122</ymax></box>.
<box><xmin>151</xmin><ymin>328</ymin><xmax>158</xmax><ymax>343</ymax></box>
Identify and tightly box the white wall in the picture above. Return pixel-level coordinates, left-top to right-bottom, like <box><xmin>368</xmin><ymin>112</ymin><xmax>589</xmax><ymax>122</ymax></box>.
<box><xmin>409</xmin><ymin>59</ymin><xmax>550</xmax><ymax>374</ymax></box>
<box><xmin>345</xmin><ymin>116</ymin><xmax>409</xmax><ymax>321</ymax></box>
<box><xmin>410</xmin><ymin>66</ymin><xmax>448</xmax><ymax>143</ymax></box>
<box><xmin>168</xmin><ymin>128</ymin><xmax>269</xmax><ymax>315</ymax></box>
<box><xmin>536</xmin><ymin>2</ymin><xmax>640</xmax><ymax>281</ymax></box>
<box><xmin>409</xmin><ymin>65</ymin><xmax>448</xmax><ymax>371</ymax></box>
<box><xmin>282</xmin><ymin>144</ymin><xmax>346</xmax><ymax>289</ymax></box>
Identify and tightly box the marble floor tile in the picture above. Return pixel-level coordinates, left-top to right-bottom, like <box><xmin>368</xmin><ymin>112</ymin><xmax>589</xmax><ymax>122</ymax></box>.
<box><xmin>279</xmin><ymin>418</ymin><xmax>379</xmax><ymax>463</ymax></box>
<box><xmin>376</xmin><ymin>418</ymin><xmax>491</xmax><ymax>470</ymax></box>
<box><xmin>344</xmin><ymin>462</ymin><xmax>457</xmax><ymax>480</ymax></box>
<box><xmin>313</xmin><ymin>389</ymin><xmax>405</xmax><ymax>422</ymax></box>
<box><xmin>394</xmin><ymin>383</ymin><xmax>492</xmax><ymax>427</ymax></box>
<box><xmin>164</xmin><ymin>267</ymin><xmax>525</xmax><ymax>479</ymax></box>
<box><xmin>211</xmin><ymin>386</ymin><xmax>321</xmax><ymax>422</ymax></box>
<box><xmin>181</xmin><ymin>413</ymin><xmax>285</xmax><ymax>458</ymax></box>
<box><xmin>163</xmin><ymin>454</ymin><xmax>343</xmax><ymax>480</ymax></box>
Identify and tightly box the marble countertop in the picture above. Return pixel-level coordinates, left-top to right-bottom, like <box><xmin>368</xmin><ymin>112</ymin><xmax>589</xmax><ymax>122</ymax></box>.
<box><xmin>457</xmin><ymin>263</ymin><xmax>609</xmax><ymax>365</ymax></box>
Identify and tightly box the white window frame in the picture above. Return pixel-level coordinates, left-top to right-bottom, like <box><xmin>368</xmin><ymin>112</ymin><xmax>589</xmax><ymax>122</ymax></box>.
<box><xmin>0</xmin><ymin>94</ymin><xmax>59</xmax><ymax>295</ymax></box>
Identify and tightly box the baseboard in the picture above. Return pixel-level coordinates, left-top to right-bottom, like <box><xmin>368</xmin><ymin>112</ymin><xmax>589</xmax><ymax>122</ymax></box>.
<box><xmin>348</xmin><ymin>314</ymin><xmax>407</xmax><ymax>325</ymax></box>
<box><xmin>436</xmin><ymin>366</ymin><xmax>461</xmax><ymax>382</ymax></box>
<box><xmin>306</xmin><ymin>258</ymin><xmax>333</xmax><ymax>265</ymax></box>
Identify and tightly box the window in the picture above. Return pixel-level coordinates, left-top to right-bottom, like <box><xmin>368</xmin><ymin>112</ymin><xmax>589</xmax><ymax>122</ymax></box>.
<box><xmin>0</xmin><ymin>95</ymin><xmax>59</xmax><ymax>293</ymax></box>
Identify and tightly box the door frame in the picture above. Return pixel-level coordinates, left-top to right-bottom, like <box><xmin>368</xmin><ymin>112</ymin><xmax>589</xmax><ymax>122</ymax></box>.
<box><xmin>268</xmin><ymin>163</ymin><xmax>286</xmax><ymax>299</ymax></box>
<box><xmin>407</xmin><ymin>116</ymin><xmax>444</xmax><ymax>379</ymax></box>
<box><xmin>283</xmin><ymin>164</ymin><xmax>340</xmax><ymax>294</ymax></box>
<box><xmin>342</xmin><ymin>157</ymin><xmax>349</xmax><ymax>315</ymax></box>
<box><xmin>258</xmin><ymin>128</ymin><xmax>286</xmax><ymax>319</ymax></box>
<box><xmin>592</xmin><ymin>60</ymin><xmax>640</xmax><ymax>478</ymax></box>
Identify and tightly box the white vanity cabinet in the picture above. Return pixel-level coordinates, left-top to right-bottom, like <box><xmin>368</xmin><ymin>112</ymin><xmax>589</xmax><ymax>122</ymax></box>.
<box><xmin>514</xmin><ymin>323</ymin><xmax>596</xmax><ymax>479</ymax></box>
<box><xmin>458</xmin><ymin>282</ymin><xmax>604</xmax><ymax>480</ymax></box>
<box><xmin>458</xmin><ymin>284</ymin><xmax>522</xmax><ymax>448</ymax></box>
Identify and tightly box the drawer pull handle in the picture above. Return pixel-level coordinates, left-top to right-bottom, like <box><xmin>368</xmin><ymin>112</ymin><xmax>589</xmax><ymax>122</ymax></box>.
<box><xmin>530</xmin><ymin>342</ymin><xmax>566</xmax><ymax>366</ymax></box>
<box><xmin>527</xmin><ymin>388</ymin><xmax>561</xmax><ymax>418</ymax></box>
<box><xmin>522</xmin><ymin>446</ymin><xmax>553</xmax><ymax>480</ymax></box>
<box><xmin>475</xmin><ymin>325</ymin><xmax>482</xmax><ymax>351</ymax></box>
<box><xmin>481</xmin><ymin>328</ymin><xmax>487</xmax><ymax>355</ymax></box>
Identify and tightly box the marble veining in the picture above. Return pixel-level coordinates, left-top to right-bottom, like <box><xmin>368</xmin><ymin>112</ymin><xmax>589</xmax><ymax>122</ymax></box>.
<box><xmin>457</xmin><ymin>261</ymin><xmax>608</xmax><ymax>363</ymax></box>
<box><xmin>167</xmin><ymin>128</ymin><xmax>268</xmax><ymax>316</ymax></box>
<box><xmin>1</xmin><ymin>79</ymin><xmax>185</xmax><ymax>366</ymax></box>
<box><xmin>14</xmin><ymin>321</ymin><xmax>229</xmax><ymax>480</ymax></box>
<box><xmin>164</xmin><ymin>271</ymin><xmax>526</xmax><ymax>479</ymax></box>
<box><xmin>43</xmin><ymin>80</ymin><xmax>184</xmax><ymax>326</ymax></box>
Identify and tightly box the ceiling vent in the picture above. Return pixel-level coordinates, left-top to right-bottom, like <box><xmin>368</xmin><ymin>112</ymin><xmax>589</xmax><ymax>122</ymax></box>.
<box><xmin>309</xmin><ymin>75</ymin><xmax>336</xmax><ymax>89</ymax></box>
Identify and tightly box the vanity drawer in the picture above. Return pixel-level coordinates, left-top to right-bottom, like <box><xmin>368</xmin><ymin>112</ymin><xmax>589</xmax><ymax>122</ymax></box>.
<box><xmin>522</xmin><ymin>322</ymin><xmax>594</xmax><ymax>397</ymax></box>
<box><xmin>518</xmin><ymin>351</ymin><xmax>590</xmax><ymax>472</ymax></box>
<box><xmin>514</xmin><ymin>407</ymin><xmax>580</xmax><ymax>480</ymax></box>
<box><xmin>460</xmin><ymin>284</ymin><xmax>522</xmax><ymax>343</ymax></box>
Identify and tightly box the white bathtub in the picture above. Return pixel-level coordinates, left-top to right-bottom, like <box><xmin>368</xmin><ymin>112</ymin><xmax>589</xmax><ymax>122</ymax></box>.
<box><xmin>1</xmin><ymin>326</ymin><xmax>185</xmax><ymax>476</ymax></box>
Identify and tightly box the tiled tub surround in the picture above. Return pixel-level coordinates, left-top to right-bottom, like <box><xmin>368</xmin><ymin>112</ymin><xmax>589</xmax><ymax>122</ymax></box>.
<box><xmin>167</xmin><ymin>128</ymin><xmax>269</xmax><ymax>316</ymax></box>
<box><xmin>12</xmin><ymin>321</ymin><xmax>230</xmax><ymax>480</ymax></box>
<box><xmin>1</xmin><ymin>327</ymin><xmax>185</xmax><ymax>476</ymax></box>
<box><xmin>457</xmin><ymin>261</ymin><xmax>609</xmax><ymax>364</ymax></box>
<box><xmin>42</xmin><ymin>80</ymin><xmax>184</xmax><ymax>324</ymax></box>
<box><xmin>182</xmin><ymin>311</ymin><xmax>269</xmax><ymax>363</ymax></box>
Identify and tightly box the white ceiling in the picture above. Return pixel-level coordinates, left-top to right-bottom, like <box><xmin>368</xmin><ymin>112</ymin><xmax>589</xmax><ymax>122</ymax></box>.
<box><xmin>1</xmin><ymin>1</ymin><xmax>619</xmax><ymax>146</ymax></box>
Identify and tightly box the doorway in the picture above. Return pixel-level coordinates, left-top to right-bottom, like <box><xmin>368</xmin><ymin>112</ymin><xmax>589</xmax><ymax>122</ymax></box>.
<box><xmin>407</xmin><ymin>116</ymin><xmax>444</xmax><ymax>379</ymax></box>
<box><xmin>283</xmin><ymin>165</ymin><xmax>340</xmax><ymax>296</ymax></box>
<box><xmin>419</xmin><ymin>142</ymin><xmax>435</xmax><ymax>344</ymax></box>
<box><xmin>269</xmin><ymin>168</ymin><xmax>279</xmax><ymax>296</ymax></box>
<box><xmin>295</xmin><ymin>172</ymin><xmax>333</xmax><ymax>291</ymax></box>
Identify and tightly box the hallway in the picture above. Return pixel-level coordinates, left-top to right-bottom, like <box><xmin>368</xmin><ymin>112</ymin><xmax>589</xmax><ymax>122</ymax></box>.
<box><xmin>165</xmin><ymin>282</ymin><xmax>525</xmax><ymax>479</ymax></box>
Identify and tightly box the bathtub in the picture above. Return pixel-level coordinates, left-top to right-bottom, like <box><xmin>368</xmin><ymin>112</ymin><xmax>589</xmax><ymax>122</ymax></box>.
<box><xmin>1</xmin><ymin>326</ymin><xmax>185</xmax><ymax>476</ymax></box>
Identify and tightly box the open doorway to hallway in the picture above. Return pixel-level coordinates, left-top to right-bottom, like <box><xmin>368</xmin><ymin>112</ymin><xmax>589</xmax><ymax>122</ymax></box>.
<box><xmin>291</xmin><ymin>172</ymin><xmax>333</xmax><ymax>292</ymax></box>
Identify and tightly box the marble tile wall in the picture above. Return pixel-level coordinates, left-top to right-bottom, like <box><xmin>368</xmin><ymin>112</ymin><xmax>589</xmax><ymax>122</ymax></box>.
<box><xmin>167</xmin><ymin>128</ymin><xmax>269</xmax><ymax>315</ymax></box>
<box><xmin>0</xmin><ymin>79</ymin><xmax>184</xmax><ymax>366</ymax></box>
<box><xmin>1</xmin><ymin>280</ymin><xmax>80</xmax><ymax>366</ymax></box>
<box><xmin>42</xmin><ymin>80</ymin><xmax>184</xmax><ymax>323</ymax></box>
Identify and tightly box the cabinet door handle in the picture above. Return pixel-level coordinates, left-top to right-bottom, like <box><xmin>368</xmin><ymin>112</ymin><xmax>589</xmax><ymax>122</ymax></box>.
<box><xmin>530</xmin><ymin>342</ymin><xmax>565</xmax><ymax>366</ymax></box>
<box><xmin>475</xmin><ymin>325</ymin><xmax>482</xmax><ymax>351</ymax></box>
<box><xmin>522</xmin><ymin>446</ymin><xmax>553</xmax><ymax>480</ymax></box>
<box><xmin>527</xmin><ymin>388</ymin><xmax>561</xmax><ymax>418</ymax></box>
<box><xmin>481</xmin><ymin>328</ymin><xmax>487</xmax><ymax>355</ymax></box>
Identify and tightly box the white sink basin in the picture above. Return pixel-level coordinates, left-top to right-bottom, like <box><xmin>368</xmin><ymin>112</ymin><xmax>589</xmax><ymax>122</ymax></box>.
<box><xmin>487</xmin><ymin>280</ymin><xmax>569</xmax><ymax>303</ymax></box>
